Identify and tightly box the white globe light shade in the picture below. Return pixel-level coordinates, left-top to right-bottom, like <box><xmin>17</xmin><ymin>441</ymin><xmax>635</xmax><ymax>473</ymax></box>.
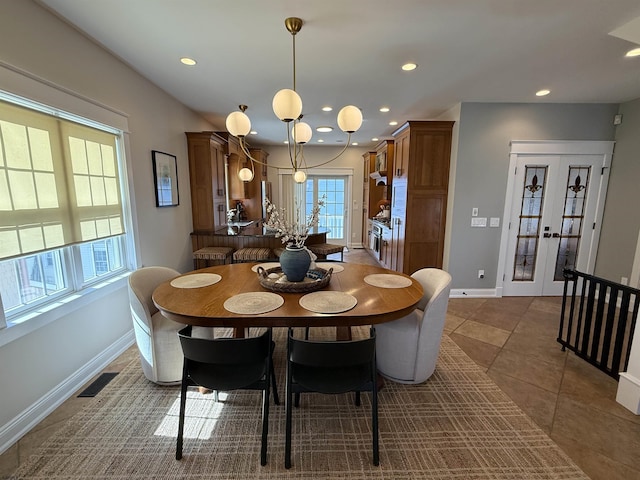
<box><xmin>238</xmin><ymin>167</ymin><xmax>254</xmax><ymax>182</ymax></box>
<box><xmin>337</xmin><ymin>105</ymin><xmax>363</xmax><ymax>133</ymax></box>
<box><xmin>272</xmin><ymin>89</ymin><xmax>303</xmax><ymax>122</ymax></box>
<box><xmin>293</xmin><ymin>170</ymin><xmax>307</xmax><ymax>183</ymax></box>
<box><xmin>226</xmin><ymin>111</ymin><xmax>251</xmax><ymax>137</ymax></box>
<box><xmin>293</xmin><ymin>122</ymin><xmax>312</xmax><ymax>144</ymax></box>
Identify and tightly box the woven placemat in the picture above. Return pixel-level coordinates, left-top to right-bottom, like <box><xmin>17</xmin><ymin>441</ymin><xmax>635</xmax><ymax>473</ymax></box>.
<box><xmin>251</xmin><ymin>262</ymin><xmax>281</xmax><ymax>272</ymax></box>
<box><xmin>299</xmin><ymin>291</ymin><xmax>357</xmax><ymax>313</ymax></box>
<box><xmin>315</xmin><ymin>262</ymin><xmax>344</xmax><ymax>273</ymax></box>
<box><xmin>223</xmin><ymin>292</ymin><xmax>284</xmax><ymax>314</ymax></box>
<box><xmin>170</xmin><ymin>273</ymin><xmax>222</xmax><ymax>288</ymax></box>
<box><xmin>363</xmin><ymin>273</ymin><xmax>412</xmax><ymax>288</ymax></box>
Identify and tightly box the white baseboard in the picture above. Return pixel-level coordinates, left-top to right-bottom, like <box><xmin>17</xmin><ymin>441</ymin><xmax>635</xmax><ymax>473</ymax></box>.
<box><xmin>617</xmin><ymin>372</ymin><xmax>640</xmax><ymax>415</ymax></box>
<box><xmin>450</xmin><ymin>288</ymin><xmax>498</xmax><ymax>298</ymax></box>
<box><xmin>0</xmin><ymin>330</ymin><xmax>135</xmax><ymax>454</ymax></box>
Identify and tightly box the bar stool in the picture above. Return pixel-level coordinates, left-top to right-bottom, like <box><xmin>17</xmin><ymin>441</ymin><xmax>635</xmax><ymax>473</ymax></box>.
<box><xmin>307</xmin><ymin>243</ymin><xmax>344</xmax><ymax>262</ymax></box>
<box><xmin>233</xmin><ymin>247</ymin><xmax>273</xmax><ymax>263</ymax></box>
<box><xmin>193</xmin><ymin>246</ymin><xmax>234</xmax><ymax>269</ymax></box>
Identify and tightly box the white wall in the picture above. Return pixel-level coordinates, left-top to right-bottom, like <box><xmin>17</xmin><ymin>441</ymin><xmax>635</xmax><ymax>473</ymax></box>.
<box><xmin>0</xmin><ymin>0</ymin><xmax>216</xmax><ymax>451</ymax></box>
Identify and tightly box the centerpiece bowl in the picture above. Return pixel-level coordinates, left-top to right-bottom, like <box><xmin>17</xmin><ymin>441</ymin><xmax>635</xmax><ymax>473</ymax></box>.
<box><xmin>257</xmin><ymin>266</ymin><xmax>333</xmax><ymax>293</ymax></box>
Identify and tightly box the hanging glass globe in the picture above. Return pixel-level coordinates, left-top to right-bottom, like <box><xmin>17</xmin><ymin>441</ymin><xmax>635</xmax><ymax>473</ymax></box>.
<box><xmin>293</xmin><ymin>170</ymin><xmax>307</xmax><ymax>183</ymax></box>
<box><xmin>238</xmin><ymin>167</ymin><xmax>254</xmax><ymax>182</ymax></box>
<box><xmin>225</xmin><ymin>111</ymin><xmax>251</xmax><ymax>137</ymax></box>
<box><xmin>273</xmin><ymin>89</ymin><xmax>303</xmax><ymax>122</ymax></box>
<box><xmin>337</xmin><ymin>105</ymin><xmax>363</xmax><ymax>133</ymax></box>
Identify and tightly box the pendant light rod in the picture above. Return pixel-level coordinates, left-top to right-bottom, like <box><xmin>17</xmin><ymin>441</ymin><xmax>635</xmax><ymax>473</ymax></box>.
<box><xmin>285</xmin><ymin>17</ymin><xmax>303</xmax><ymax>91</ymax></box>
<box><xmin>225</xmin><ymin>16</ymin><xmax>362</xmax><ymax>184</ymax></box>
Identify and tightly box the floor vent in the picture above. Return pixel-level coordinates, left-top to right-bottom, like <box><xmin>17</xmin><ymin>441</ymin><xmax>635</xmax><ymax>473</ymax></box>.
<box><xmin>77</xmin><ymin>372</ymin><xmax>119</xmax><ymax>398</ymax></box>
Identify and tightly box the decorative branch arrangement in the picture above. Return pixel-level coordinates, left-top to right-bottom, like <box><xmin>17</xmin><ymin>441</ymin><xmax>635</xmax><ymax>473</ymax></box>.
<box><xmin>264</xmin><ymin>196</ymin><xmax>325</xmax><ymax>248</ymax></box>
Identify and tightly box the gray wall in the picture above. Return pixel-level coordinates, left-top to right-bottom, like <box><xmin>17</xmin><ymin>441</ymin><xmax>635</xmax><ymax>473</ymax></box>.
<box><xmin>448</xmin><ymin>103</ymin><xmax>618</xmax><ymax>289</ymax></box>
<box><xmin>596</xmin><ymin>98</ymin><xmax>640</xmax><ymax>283</ymax></box>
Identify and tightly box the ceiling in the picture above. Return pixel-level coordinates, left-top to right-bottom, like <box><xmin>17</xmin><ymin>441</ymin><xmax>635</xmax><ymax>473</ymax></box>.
<box><xmin>38</xmin><ymin>0</ymin><xmax>640</xmax><ymax>148</ymax></box>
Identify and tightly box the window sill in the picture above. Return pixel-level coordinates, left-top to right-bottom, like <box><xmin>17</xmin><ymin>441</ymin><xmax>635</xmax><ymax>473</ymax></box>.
<box><xmin>0</xmin><ymin>272</ymin><xmax>130</xmax><ymax>348</ymax></box>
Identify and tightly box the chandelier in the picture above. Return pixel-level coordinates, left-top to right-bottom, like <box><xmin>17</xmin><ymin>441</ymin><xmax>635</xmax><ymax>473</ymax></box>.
<box><xmin>225</xmin><ymin>17</ymin><xmax>363</xmax><ymax>184</ymax></box>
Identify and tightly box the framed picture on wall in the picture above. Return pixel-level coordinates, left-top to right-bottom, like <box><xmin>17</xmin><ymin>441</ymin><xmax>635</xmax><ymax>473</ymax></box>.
<box><xmin>152</xmin><ymin>150</ymin><xmax>179</xmax><ymax>207</ymax></box>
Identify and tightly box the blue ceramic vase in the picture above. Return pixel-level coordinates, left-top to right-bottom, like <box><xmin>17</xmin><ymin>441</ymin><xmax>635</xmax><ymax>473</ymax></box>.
<box><xmin>279</xmin><ymin>246</ymin><xmax>311</xmax><ymax>282</ymax></box>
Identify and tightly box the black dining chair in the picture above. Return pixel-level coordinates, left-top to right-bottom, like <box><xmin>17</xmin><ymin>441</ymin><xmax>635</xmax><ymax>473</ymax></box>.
<box><xmin>284</xmin><ymin>327</ymin><xmax>379</xmax><ymax>469</ymax></box>
<box><xmin>176</xmin><ymin>326</ymin><xmax>280</xmax><ymax>465</ymax></box>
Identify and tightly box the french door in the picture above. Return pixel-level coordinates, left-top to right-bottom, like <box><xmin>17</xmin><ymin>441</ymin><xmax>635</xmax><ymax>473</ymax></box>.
<box><xmin>305</xmin><ymin>175</ymin><xmax>349</xmax><ymax>245</ymax></box>
<box><xmin>500</xmin><ymin>141</ymin><xmax>612</xmax><ymax>296</ymax></box>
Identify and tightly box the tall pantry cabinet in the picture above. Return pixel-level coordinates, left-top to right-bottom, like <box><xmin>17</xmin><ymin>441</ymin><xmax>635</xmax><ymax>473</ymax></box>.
<box><xmin>185</xmin><ymin>131</ymin><xmax>228</xmax><ymax>230</ymax></box>
<box><xmin>390</xmin><ymin>121</ymin><xmax>454</xmax><ymax>275</ymax></box>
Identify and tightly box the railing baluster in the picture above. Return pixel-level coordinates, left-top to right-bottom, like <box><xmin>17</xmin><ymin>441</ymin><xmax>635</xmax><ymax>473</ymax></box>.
<box><xmin>600</xmin><ymin>285</ymin><xmax>619</xmax><ymax>371</ymax></box>
<box><xmin>611</xmin><ymin>291</ymin><xmax>631</xmax><ymax>376</ymax></box>
<box><xmin>558</xmin><ymin>270</ymin><xmax>639</xmax><ymax>380</ymax></box>
<box><xmin>625</xmin><ymin>297</ymin><xmax>640</xmax><ymax>372</ymax></box>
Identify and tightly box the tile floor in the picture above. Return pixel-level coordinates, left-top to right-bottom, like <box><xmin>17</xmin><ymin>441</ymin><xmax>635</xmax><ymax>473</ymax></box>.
<box><xmin>1</xmin><ymin>248</ymin><xmax>639</xmax><ymax>479</ymax></box>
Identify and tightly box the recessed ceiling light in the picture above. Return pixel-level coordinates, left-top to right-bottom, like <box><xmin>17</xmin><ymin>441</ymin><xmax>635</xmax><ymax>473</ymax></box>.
<box><xmin>626</xmin><ymin>48</ymin><xmax>640</xmax><ymax>57</ymax></box>
<box><xmin>536</xmin><ymin>89</ymin><xmax>551</xmax><ymax>97</ymax></box>
<box><xmin>317</xmin><ymin>139</ymin><xmax>324</xmax><ymax>143</ymax></box>
<box><xmin>316</xmin><ymin>126</ymin><xmax>333</xmax><ymax>133</ymax></box>
<box><xmin>402</xmin><ymin>63</ymin><xmax>417</xmax><ymax>71</ymax></box>
<box><xmin>372</xmin><ymin>137</ymin><xmax>379</xmax><ymax>142</ymax></box>
<box><xmin>389</xmin><ymin>121</ymin><xmax>398</xmax><ymax>126</ymax></box>
<box><xmin>283</xmin><ymin>140</ymin><xmax>289</xmax><ymax>144</ymax></box>
<box><xmin>322</xmin><ymin>106</ymin><xmax>333</xmax><ymax>112</ymax></box>
<box><xmin>180</xmin><ymin>57</ymin><xmax>197</xmax><ymax>66</ymax></box>
<box><xmin>352</xmin><ymin>142</ymin><xmax>359</xmax><ymax>146</ymax></box>
<box><xmin>250</xmin><ymin>131</ymin><xmax>257</xmax><ymax>135</ymax></box>
<box><xmin>379</xmin><ymin>107</ymin><xmax>390</xmax><ymax>113</ymax></box>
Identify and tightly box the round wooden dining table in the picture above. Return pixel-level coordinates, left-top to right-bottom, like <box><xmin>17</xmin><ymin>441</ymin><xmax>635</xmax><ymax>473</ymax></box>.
<box><xmin>152</xmin><ymin>262</ymin><xmax>423</xmax><ymax>339</ymax></box>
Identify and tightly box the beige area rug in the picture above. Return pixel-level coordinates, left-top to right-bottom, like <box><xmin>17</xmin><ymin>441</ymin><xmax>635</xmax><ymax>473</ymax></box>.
<box><xmin>11</xmin><ymin>328</ymin><xmax>588</xmax><ymax>479</ymax></box>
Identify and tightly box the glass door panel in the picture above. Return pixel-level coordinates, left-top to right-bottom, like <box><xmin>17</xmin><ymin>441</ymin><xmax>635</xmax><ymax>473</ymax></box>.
<box><xmin>305</xmin><ymin>176</ymin><xmax>347</xmax><ymax>244</ymax></box>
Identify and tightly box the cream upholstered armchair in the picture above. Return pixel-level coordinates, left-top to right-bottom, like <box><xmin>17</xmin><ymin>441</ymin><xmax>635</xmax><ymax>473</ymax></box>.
<box><xmin>128</xmin><ymin>266</ymin><xmax>184</xmax><ymax>384</ymax></box>
<box><xmin>375</xmin><ymin>268</ymin><xmax>452</xmax><ymax>384</ymax></box>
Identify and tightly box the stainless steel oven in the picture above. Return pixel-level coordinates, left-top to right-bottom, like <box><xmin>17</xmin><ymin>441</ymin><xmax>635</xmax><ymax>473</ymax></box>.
<box><xmin>370</xmin><ymin>221</ymin><xmax>383</xmax><ymax>261</ymax></box>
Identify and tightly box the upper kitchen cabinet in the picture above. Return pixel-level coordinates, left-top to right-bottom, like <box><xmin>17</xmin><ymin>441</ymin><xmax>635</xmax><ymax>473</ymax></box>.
<box><xmin>374</xmin><ymin>139</ymin><xmax>394</xmax><ymax>207</ymax></box>
<box><xmin>185</xmin><ymin>131</ymin><xmax>227</xmax><ymax>231</ymax></box>
<box><xmin>243</xmin><ymin>148</ymin><xmax>269</xmax><ymax>221</ymax></box>
<box><xmin>362</xmin><ymin>150</ymin><xmax>375</xmax><ymax>246</ymax></box>
<box><xmin>215</xmin><ymin>132</ymin><xmax>249</xmax><ymax>202</ymax></box>
<box><xmin>390</xmin><ymin>121</ymin><xmax>454</xmax><ymax>274</ymax></box>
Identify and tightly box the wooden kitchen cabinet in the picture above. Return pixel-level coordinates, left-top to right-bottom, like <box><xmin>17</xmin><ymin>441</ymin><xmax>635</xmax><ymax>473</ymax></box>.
<box><xmin>367</xmin><ymin>141</ymin><xmax>394</xmax><ymax>217</ymax></box>
<box><xmin>390</xmin><ymin>121</ymin><xmax>454</xmax><ymax>275</ymax></box>
<box><xmin>186</xmin><ymin>131</ymin><xmax>227</xmax><ymax>231</ymax></box>
<box><xmin>380</xmin><ymin>225</ymin><xmax>392</xmax><ymax>269</ymax></box>
<box><xmin>216</xmin><ymin>132</ymin><xmax>249</xmax><ymax>202</ymax></box>
<box><xmin>362</xmin><ymin>151</ymin><xmax>375</xmax><ymax>246</ymax></box>
<box><xmin>375</xmin><ymin>139</ymin><xmax>394</xmax><ymax>200</ymax></box>
<box><xmin>244</xmin><ymin>148</ymin><xmax>269</xmax><ymax>220</ymax></box>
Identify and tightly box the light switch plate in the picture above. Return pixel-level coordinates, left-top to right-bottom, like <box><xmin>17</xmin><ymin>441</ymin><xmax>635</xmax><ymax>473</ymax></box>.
<box><xmin>471</xmin><ymin>217</ymin><xmax>487</xmax><ymax>227</ymax></box>
<box><xmin>490</xmin><ymin>217</ymin><xmax>500</xmax><ymax>227</ymax></box>
<box><xmin>472</xmin><ymin>207</ymin><xmax>479</xmax><ymax>217</ymax></box>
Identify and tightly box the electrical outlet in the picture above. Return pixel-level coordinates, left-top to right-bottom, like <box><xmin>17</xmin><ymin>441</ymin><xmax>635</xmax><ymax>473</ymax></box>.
<box><xmin>478</xmin><ymin>270</ymin><xmax>485</xmax><ymax>279</ymax></box>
